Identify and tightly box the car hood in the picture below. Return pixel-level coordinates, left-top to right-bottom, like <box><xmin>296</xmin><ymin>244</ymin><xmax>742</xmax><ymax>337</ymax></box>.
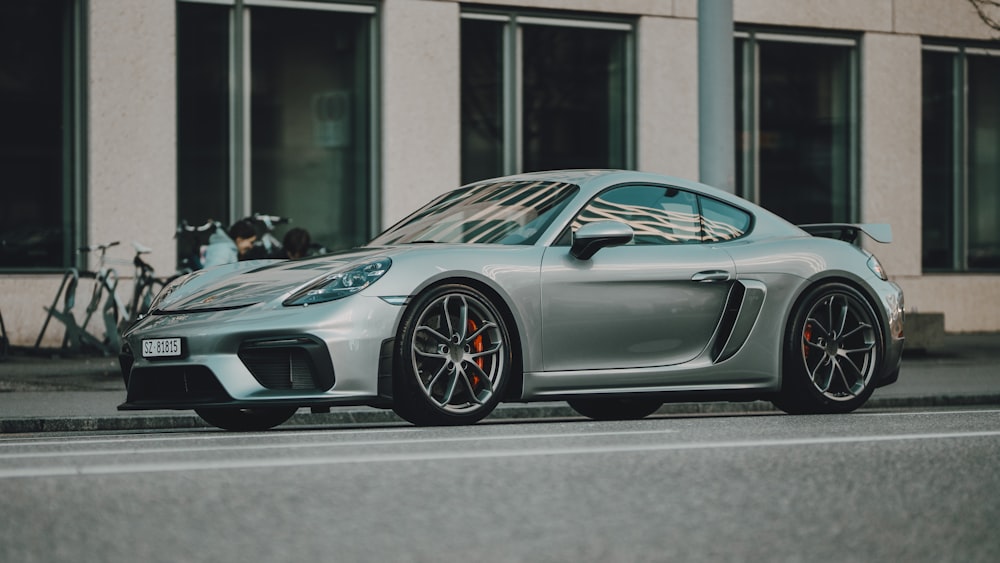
<box><xmin>159</xmin><ymin>247</ymin><xmax>396</xmax><ymax>313</ymax></box>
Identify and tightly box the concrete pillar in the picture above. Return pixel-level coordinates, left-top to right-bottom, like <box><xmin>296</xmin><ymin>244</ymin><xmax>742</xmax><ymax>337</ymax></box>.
<box><xmin>859</xmin><ymin>33</ymin><xmax>922</xmax><ymax>278</ymax></box>
<box><xmin>637</xmin><ymin>16</ymin><xmax>699</xmax><ymax>181</ymax></box>
<box><xmin>88</xmin><ymin>0</ymin><xmax>177</xmax><ymax>276</ymax></box>
<box><xmin>697</xmin><ymin>0</ymin><xmax>734</xmax><ymax>192</ymax></box>
<box><xmin>381</xmin><ymin>0</ymin><xmax>461</xmax><ymax>226</ymax></box>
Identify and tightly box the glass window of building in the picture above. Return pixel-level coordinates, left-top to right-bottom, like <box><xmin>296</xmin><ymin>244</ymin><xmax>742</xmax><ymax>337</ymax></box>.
<box><xmin>735</xmin><ymin>31</ymin><xmax>858</xmax><ymax>226</ymax></box>
<box><xmin>177</xmin><ymin>0</ymin><xmax>376</xmax><ymax>256</ymax></box>
<box><xmin>460</xmin><ymin>11</ymin><xmax>634</xmax><ymax>185</ymax></box>
<box><xmin>0</xmin><ymin>1</ymin><xmax>82</xmax><ymax>269</ymax></box>
<box><xmin>922</xmin><ymin>44</ymin><xmax>1000</xmax><ymax>272</ymax></box>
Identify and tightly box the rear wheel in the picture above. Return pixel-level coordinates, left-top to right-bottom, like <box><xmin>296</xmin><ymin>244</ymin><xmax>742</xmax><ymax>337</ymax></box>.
<box><xmin>392</xmin><ymin>284</ymin><xmax>512</xmax><ymax>426</ymax></box>
<box><xmin>195</xmin><ymin>406</ymin><xmax>298</xmax><ymax>431</ymax></box>
<box><xmin>773</xmin><ymin>283</ymin><xmax>883</xmax><ymax>415</ymax></box>
<box><xmin>567</xmin><ymin>397</ymin><xmax>663</xmax><ymax>421</ymax></box>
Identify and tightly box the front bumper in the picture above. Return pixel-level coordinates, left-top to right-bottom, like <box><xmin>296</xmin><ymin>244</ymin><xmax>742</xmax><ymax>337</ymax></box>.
<box><xmin>117</xmin><ymin>295</ymin><xmax>402</xmax><ymax>411</ymax></box>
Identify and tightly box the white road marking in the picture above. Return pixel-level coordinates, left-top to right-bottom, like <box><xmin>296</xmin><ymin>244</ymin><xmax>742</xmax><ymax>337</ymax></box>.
<box><xmin>858</xmin><ymin>408</ymin><xmax>1000</xmax><ymax>416</ymax></box>
<box><xmin>1</xmin><ymin>430</ymin><xmax>998</xmax><ymax>480</ymax></box>
<box><xmin>0</xmin><ymin>425</ymin><xmax>419</xmax><ymax>448</ymax></box>
<box><xmin>0</xmin><ymin>428</ymin><xmax>677</xmax><ymax>459</ymax></box>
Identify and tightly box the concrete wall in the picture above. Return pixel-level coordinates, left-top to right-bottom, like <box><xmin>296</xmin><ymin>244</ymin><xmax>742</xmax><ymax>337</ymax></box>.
<box><xmin>88</xmin><ymin>0</ymin><xmax>177</xmax><ymax>276</ymax></box>
<box><xmin>637</xmin><ymin>15</ymin><xmax>699</xmax><ymax>180</ymax></box>
<box><xmin>381</xmin><ymin>0</ymin><xmax>461</xmax><ymax>225</ymax></box>
<box><xmin>860</xmin><ymin>32</ymin><xmax>922</xmax><ymax>278</ymax></box>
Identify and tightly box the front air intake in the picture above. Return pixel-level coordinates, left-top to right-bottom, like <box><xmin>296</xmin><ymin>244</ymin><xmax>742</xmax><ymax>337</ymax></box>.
<box><xmin>238</xmin><ymin>336</ymin><xmax>335</xmax><ymax>391</ymax></box>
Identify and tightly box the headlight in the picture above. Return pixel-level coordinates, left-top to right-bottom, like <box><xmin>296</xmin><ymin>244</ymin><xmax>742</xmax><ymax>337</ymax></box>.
<box><xmin>867</xmin><ymin>255</ymin><xmax>888</xmax><ymax>281</ymax></box>
<box><xmin>284</xmin><ymin>258</ymin><xmax>391</xmax><ymax>306</ymax></box>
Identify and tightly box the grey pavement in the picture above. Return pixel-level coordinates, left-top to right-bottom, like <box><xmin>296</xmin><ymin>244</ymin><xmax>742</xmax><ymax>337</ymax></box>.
<box><xmin>1</xmin><ymin>332</ymin><xmax>999</xmax><ymax>433</ymax></box>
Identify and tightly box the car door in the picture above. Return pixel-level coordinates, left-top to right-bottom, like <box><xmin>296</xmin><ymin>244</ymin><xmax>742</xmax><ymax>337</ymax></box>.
<box><xmin>540</xmin><ymin>184</ymin><xmax>736</xmax><ymax>372</ymax></box>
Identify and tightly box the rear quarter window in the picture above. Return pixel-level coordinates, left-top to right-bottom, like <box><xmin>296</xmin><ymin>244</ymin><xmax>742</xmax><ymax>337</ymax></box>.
<box><xmin>700</xmin><ymin>197</ymin><xmax>752</xmax><ymax>242</ymax></box>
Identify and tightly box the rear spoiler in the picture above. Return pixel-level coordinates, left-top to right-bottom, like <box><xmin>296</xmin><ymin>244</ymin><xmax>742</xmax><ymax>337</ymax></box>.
<box><xmin>798</xmin><ymin>223</ymin><xmax>892</xmax><ymax>244</ymax></box>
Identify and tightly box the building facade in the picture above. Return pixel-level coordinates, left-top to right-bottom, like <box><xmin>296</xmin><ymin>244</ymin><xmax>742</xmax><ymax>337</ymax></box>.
<box><xmin>1</xmin><ymin>0</ymin><xmax>998</xmax><ymax>346</ymax></box>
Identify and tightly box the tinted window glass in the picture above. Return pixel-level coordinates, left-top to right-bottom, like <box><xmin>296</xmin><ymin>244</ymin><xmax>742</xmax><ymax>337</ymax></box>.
<box><xmin>572</xmin><ymin>186</ymin><xmax>702</xmax><ymax>245</ymax></box>
<box><xmin>177</xmin><ymin>3</ymin><xmax>375</xmax><ymax>258</ymax></box>
<box><xmin>370</xmin><ymin>181</ymin><xmax>578</xmax><ymax>246</ymax></box>
<box><xmin>459</xmin><ymin>14</ymin><xmax>633</xmax><ymax>184</ymax></box>
<box><xmin>0</xmin><ymin>1</ymin><xmax>76</xmax><ymax>268</ymax></box>
<box><xmin>521</xmin><ymin>24</ymin><xmax>628</xmax><ymax>173</ymax></box>
<box><xmin>921</xmin><ymin>50</ymin><xmax>957</xmax><ymax>270</ymax></box>
<box><xmin>735</xmin><ymin>34</ymin><xmax>856</xmax><ymax>225</ymax></box>
<box><xmin>920</xmin><ymin>47</ymin><xmax>1000</xmax><ymax>272</ymax></box>
<box><xmin>700</xmin><ymin>197</ymin><xmax>751</xmax><ymax>242</ymax></box>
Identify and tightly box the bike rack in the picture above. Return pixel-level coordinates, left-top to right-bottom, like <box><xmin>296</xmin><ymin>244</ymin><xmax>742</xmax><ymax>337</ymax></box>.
<box><xmin>35</xmin><ymin>267</ymin><xmax>121</xmax><ymax>356</ymax></box>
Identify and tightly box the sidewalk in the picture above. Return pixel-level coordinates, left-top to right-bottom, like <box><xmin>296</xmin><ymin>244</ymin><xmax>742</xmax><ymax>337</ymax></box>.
<box><xmin>1</xmin><ymin>333</ymin><xmax>999</xmax><ymax>433</ymax></box>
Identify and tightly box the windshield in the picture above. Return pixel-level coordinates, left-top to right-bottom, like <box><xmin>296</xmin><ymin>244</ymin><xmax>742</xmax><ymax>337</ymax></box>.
<box><xmin>369</xmin><ymin>180</ymin><xmax>579</xmax><ymax>246</ymax></box>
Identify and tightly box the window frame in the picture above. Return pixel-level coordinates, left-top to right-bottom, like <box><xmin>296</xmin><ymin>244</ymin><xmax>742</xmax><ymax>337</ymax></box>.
<box><xmin>460</xmin><ymin>8</ymin><xmax>637</xmax><ymax>183</ymax></box>
<box><xmin>921</xmin><ymin>41</ymin><xmax>1000</xmax><ymax>273</ymax></box>
<box><xmin>0</xmin><ymin>0</ymin><xmax>87</xmax><ymax>272</ymax></box>
<box><xmin>176</xmin><ymin>0</ymin><xmax>380</xmax><ymax>241</ymax></box>
<box><xmin>734</xmin><ymin>28</ymin><xmax>861</xmax><ymax>224</ymax></box>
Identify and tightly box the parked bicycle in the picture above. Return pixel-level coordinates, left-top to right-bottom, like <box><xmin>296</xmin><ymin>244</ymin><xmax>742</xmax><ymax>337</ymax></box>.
<box><xmin>120</xmin><ymin>241</ymin><xmax>188</xmax><ymax>332</ymax></box>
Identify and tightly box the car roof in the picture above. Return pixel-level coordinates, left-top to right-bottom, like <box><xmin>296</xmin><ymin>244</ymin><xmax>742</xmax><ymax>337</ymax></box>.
<box><xmin>479</xmin><ymin>169</ymin><xmax>737</xmax><ymax>203</ymax></box>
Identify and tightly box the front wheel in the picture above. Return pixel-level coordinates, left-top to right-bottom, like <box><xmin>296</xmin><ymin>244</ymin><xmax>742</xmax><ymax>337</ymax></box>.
<box><xmin>392</xmin><ymin>284</ymin><xmax>513</xmax><ymax>426</ymax></box>
<box><xmin>773</xmin><ymin>283</ymin><xmax>883</xmax><ymax>415</ymax></box>
<box><xmin>195</xmin><ymin>406</ymin><xmax>298</xmax><ymax>431</ymax></box>
<box><xmin>567</xmin><ymin>397</ymin><xmax>663</xmax><ymax>421</ymax></box>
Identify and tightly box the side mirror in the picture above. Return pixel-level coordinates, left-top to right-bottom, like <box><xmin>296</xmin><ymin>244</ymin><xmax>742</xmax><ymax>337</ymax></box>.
<box><xmin>570</xmin><ymin>220</ymin><xmax>634</xmax><ymax>260</ymax></box>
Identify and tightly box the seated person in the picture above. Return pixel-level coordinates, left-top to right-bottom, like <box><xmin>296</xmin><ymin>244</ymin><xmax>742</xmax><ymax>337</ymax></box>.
<box><xmin>203</xmin><ymin>219</ymin><xmax>257</xmax><ymax>267</ymax></box>
<box><xmin>283</xmin><ymin>227</ymin><xmax>312</xmax><ymax>260</ymax></box>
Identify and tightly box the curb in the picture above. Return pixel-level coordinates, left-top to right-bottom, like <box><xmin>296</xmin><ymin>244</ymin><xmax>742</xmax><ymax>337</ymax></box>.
<box><xmin>3</xmin><ymin>394</ymin><xmax>999</xmax><ymax>434</ymax></box>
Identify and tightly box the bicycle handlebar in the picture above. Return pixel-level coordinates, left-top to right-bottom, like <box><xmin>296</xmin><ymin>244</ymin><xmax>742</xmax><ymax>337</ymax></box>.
<box><xmin>177</xmin><ymin>219</ymin><xmax>222</xmax><ymax>234</ymax></box>
<box><xmin>77</xmin><ymin>241</ymin><xmax>120</xmax><ymax>254</ymax></box>
<box><xmin>251</xmin><ymin>213</ymin><xmax>290</xmax><ymax>231</ymax></box>
<box><xmin>177</xmin><ymin>214</ymin><xmax>290</xmax><ymax>235</ymax></box>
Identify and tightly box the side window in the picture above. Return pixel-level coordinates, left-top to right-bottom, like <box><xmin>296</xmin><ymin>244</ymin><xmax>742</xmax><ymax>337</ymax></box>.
<box><xmin>571</xmin><ymin>185</ymin><xmax>701</xmax><ymax>245</ymax></box>
<box><xmin>700</xmin><ymin>197</ymin><xmax>752</xmax><ymax>242</ymax></box>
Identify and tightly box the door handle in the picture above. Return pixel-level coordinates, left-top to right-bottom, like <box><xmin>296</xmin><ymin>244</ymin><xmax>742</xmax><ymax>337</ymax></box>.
<box><xmin>691</xmin><ymin>270</ymin><xmax>731</xmax><ymax>282</ymax></box>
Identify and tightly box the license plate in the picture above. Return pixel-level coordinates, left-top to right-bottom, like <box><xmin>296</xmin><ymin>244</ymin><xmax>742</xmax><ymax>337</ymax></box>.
<box><xmin>142</xmin><ymin>337</ymin><xmax>183</xmax><ymax>358</ymax></box>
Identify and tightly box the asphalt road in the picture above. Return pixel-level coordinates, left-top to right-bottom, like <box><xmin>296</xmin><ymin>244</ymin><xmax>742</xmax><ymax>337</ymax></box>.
<box><xmin>2</xmin><ymin>407</ymin><xmax>999</xmax><ymax>563</ymax></box>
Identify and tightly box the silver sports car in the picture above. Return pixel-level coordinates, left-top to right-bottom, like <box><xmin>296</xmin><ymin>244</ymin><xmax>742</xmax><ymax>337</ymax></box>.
<box><xmin>119</xmin><ymin>170</ymin><xmax>904</xmax><ymax>430</ymax></box>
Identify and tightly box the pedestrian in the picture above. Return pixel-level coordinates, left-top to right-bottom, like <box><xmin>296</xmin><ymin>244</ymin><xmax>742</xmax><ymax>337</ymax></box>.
<box><xmin>283</xmin><ymin>227</ymin><xmax>312</xmax><ymax>260</ymax></box>
<box><xmin>203</xmin><ymin>218</ymin><xmax>257</xmax><ymax>267</ymax></box>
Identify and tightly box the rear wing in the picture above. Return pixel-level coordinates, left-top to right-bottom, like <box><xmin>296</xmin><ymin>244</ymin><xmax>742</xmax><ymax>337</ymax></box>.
<box><xmin>798</xmin><ymin>223</ymin><xmax>892</xmax><ymax>244</ymax></box>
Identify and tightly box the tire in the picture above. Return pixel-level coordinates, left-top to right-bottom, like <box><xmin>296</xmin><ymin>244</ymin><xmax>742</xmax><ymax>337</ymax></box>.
<box><xmin>195</xmin><ymin>406</ymin><xmax>298</xmax><ymax>431</ymax></box>
<box><xmin>392</xmin><ymin>284</ymin><xmax>513</xmax><ymax>426</ymax></box>
<box><xmin>773</xmin><ymin>282</ymin><xmax>883</xmax><ymax>415</ymax></box>
<box><xmin>567</xmin><ymin>397</ymin><xmax>663</xmax><ymax>421</ymax></box>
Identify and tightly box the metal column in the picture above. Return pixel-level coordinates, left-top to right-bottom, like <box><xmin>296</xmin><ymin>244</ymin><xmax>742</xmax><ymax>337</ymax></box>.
<box><xmin>697</xmin><ymin>0</ymin><xmax>735</xmax><ymax>193</ymax></box>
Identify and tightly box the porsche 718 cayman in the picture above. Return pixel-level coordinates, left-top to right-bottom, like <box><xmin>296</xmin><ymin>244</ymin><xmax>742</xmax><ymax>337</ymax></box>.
<box><xmin>119</xmin><ymin>170</ymin><xmax>905</xmax><ymax>430</ymax></box>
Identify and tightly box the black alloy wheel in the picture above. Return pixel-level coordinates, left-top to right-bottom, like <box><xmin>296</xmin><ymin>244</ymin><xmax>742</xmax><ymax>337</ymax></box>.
<box><xmin>392</xmin><ymin>284</ymin><xmax>513</xmax><ymax>426</ymax></box>
<box><xmin>773</xmin><ymin>282</ymin><xmax>883</xmax><ymax>415</ymax></box>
